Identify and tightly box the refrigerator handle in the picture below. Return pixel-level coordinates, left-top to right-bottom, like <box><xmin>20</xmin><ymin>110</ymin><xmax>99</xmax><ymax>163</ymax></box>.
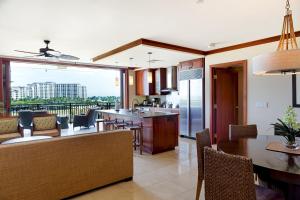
<box><xmin>187</xmin><ymin>80</ymin><xmax>191</xmax><ymax>136</ymax></box>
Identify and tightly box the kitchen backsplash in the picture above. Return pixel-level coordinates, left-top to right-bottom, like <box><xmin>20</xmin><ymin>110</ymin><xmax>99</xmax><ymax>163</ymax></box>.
<box><xmin>149</xmin><ymin>91</ymin><xmax>180</xmax><ymax>108</ymax></box>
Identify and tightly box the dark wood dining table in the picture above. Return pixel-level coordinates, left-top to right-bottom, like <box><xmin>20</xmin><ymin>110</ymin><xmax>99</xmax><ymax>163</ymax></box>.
<box><xmin>218</xmin><ymin>135</ymin><xmax>300</xmax><ymax>200</ymax></box>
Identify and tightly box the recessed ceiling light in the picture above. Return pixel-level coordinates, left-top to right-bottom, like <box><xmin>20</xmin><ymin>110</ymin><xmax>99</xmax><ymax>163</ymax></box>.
<box><xmin>208</xmin><ymin>42</ymin><xmax>217</xmax><ymax>48</ymax></box>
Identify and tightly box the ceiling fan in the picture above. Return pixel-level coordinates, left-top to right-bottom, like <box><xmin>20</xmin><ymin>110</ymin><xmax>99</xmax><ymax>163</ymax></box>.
<box><xmin>14</xmin><ymin>40</ymin><xmax>80</xmax><ymax>61</ymax></box>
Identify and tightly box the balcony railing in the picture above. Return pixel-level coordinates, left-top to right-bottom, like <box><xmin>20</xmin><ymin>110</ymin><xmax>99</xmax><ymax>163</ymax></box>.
<box><xmin>10</xmin><ymin>102</ymin><xmax>115</xmax><ymax>122</ymax></box>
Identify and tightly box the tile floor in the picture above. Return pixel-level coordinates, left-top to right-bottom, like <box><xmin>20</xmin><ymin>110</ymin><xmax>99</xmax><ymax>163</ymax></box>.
<box><xmin>25</xmin><ymin>124</ymin><xmax>204</xmax><ymax>200</ymax></box>
<box><xmin>71</xmin><ymin>139</ymin><xmax>203</xmax><ymax>200</ymax></box>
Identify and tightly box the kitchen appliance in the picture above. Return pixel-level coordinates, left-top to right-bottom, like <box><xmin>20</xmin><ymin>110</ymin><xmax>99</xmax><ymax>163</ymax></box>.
<box><xmin>179</xmin><ymin>68</ymin><xmax>204</xmax><ymax>139</ymax></box>
<box><xmin>151</xmin><ymin>98</ymin><xmax>160</xmax><ymax>107</ymax></box>
<box><xmin>161</xmin><ymin>66</ymin><xmax>178</xmax><ymax>94</ymax></box>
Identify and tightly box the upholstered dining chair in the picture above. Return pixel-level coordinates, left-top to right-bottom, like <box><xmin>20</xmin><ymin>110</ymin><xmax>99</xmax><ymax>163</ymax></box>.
<box><xmin>229</xmin><ymin>124</ymin><xmax>258</xmax><ymax>141</ymax></box>
<box><xmin>204</xmin><ymin>147</ymin><xmax>284</xmax><ymax>200</ymax></box>
<box><xmin>32</xmin><ymin>114</ymin><xmax>61</xmax><ymax>137</ymax></box>
<box><xmin>0</xmin><ymin>117</ymin><xmax>23</xmax><ymax>143</ymax></box>
<box><xmin>195</xmin><ymin>129</ymin><xmax>212</xmax><ymax>200</ymax></box>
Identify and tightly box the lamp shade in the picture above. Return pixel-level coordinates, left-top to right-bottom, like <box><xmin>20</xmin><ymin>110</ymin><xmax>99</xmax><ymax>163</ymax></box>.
<box><xmin>253</xmin><ymin>49</ymin><xmax>300</xmax><ymax>75</ymax></box>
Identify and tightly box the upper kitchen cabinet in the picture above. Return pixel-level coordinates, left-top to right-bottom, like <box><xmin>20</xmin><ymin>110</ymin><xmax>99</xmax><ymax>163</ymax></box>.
<box><xmin>135</xmin><ymin>69</ymin><xmax>155</xmax><ymax>96</ymax></box>
<box><xmin>155</xmin><ymin>68</ymin><xmax>167</xmax><ymax>95</ymax></box>
<box><xmin>179</xmin><ymin>58</ymin><xmax>204</xmax><ymax>71</ymax></box>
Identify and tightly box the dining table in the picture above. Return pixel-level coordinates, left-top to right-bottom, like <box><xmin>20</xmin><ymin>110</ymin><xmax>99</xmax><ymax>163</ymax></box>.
<box><xmin>218</xmin><ymin>135</ymin><xmax>300</xmax><ymax>200</ymax></box>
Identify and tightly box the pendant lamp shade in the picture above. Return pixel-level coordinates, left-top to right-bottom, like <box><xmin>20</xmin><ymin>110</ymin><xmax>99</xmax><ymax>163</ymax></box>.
<box><xmin>253</xmin><ymin>49</ymin><xmax>300</xmax><ymax>75</ymax></box>
<box><xmin>253</xmin><ymin>0</ymin><xmax>299</xmax><ymax>75</ymax></box>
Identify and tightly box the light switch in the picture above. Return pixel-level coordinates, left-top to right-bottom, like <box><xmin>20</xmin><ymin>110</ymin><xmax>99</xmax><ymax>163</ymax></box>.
<box><xmin>256</xmin><ymin>102</ymin><xmax>269</xmax><ymax>108</ymax></box>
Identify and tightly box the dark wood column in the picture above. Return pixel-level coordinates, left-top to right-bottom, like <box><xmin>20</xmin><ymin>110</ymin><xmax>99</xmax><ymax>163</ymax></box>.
<box><xmin>0</xmin><ymin>59</ymin><xmax>11</xmax><ymax>116</ymax></box>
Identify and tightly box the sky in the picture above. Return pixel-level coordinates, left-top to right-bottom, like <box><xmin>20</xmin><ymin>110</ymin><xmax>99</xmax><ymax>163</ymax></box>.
<box><xmin>11</xmin><ymin>62</ymin><xmax>120</xmax><ymax>97</ymax></box>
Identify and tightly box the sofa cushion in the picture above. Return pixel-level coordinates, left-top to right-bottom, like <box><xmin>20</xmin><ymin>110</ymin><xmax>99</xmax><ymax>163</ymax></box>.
<box><xmin>33</xmin><ymin>116</ymin><xmax>56</xmax><ymax>131</ymax></box>
<box><xmin>0</xmin><ymin>118</ymin><xmax>18</xmax><ymax>134</ymax></box>
<box><xmin>0</xmin><ymin>133</ymin><xmax>21</xmax><ymax>142</ymax></box>
<box><xmin>33</xmin><ymin>129</ymin><xmax>59</xmax><ymax>137</ymax></box>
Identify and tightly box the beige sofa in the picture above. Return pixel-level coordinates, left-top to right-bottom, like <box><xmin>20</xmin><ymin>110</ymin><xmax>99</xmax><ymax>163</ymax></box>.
<box><xmin>0</xmin><ymin>130</ymin><xmax>133</xmax><ymax>200</ymax></box>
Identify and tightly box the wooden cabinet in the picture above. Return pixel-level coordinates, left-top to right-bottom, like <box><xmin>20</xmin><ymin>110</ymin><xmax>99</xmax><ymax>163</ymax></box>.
<box><xmin>135</xmin><ymin>69</ymin><xmax>155</xmax><ymax>96</ymax></box>
<box><xmin>155</xmin><ymin>68</ymin><xmax>166</xmax><ymax>95</ymax></box>
<box><xmin>135</xmin><ymin>70</ymin><xmax>144</xmax><ymax>96</ymax></box>
<box><xmin>179</xmin><ymin>58</ymin><xmax>204</xmax><ymax>71</ymax></box>
<box><xmin>143</xmin><ymin>114</ymin><xmax>179</xmax><ymax>154</ymax></box>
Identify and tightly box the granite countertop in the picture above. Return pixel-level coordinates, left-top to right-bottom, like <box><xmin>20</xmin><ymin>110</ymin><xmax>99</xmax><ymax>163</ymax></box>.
<box><xmin>98</xmin><ymin>109</ymin><xmax>178</xmax><ymax>118</ymax></box>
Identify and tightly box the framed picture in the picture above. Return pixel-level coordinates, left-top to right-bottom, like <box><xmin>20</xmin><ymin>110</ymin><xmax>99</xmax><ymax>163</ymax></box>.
<box><xmin>292</xmin><ymin>74</ymin><xmax>300</xmax><ymax>107</ymax></box>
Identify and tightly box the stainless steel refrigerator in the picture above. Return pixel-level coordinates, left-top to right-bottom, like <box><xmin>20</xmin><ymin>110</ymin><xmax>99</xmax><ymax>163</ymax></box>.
<box><xmin>179</xmin><ymin>68</ymin><xmax>204</xmax><ymax>138</ymax></box>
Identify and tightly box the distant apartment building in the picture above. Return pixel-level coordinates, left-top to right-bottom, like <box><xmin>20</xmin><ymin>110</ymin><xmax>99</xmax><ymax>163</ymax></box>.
<box><xmin>26</xmin><ymin>82</ymin><xmax>55</xmax><ymax>99</ymax></box>
<box><xmin>55</xmin><ymin>84</ymin><xmax>87</xmax><ymax>99</ymax></box>
<box><xmin>11</xmin><ymin>82</ymin><xmax>87</xmax><ymax>100</ymax></box>
<box><xmin>11</xmin><ymin>86</ymin><xmax>26</xmax><ymax>100</ymax></box>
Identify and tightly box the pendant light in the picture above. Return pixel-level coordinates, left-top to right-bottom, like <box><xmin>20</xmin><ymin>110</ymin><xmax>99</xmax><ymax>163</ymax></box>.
<box><xmin>129</xmin><ymin>58</ymin><xmax>134</xmax><ymax>86</ymax></box>
<box><xmin>147</xmin><ymin>52</ymin><xmax>153</xmax><ymax>83</ymax></box>
<box><xmin>253</xmin><ymin>0</ymin><xmax>300</xmax><ymax>75</ymax></box>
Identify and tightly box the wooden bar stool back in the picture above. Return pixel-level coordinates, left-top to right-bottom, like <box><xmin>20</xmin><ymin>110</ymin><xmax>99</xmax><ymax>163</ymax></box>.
<box><xmin>126</xmin><ymin>122</ymin><xmax>143</xmax><ymax>155</ymax></box>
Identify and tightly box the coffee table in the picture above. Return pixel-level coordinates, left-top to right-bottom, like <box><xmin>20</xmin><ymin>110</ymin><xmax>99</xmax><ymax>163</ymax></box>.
<box><xmin>2</xmin><ymin>136</ymin><xmax>52</xmax><ymax>144</ymax></box>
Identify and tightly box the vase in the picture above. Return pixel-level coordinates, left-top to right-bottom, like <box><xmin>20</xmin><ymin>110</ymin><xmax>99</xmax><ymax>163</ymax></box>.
<box><xmin>285</xmin><ymin>141</ymin><xmax>300</xmax><ymax>150</ymax></box>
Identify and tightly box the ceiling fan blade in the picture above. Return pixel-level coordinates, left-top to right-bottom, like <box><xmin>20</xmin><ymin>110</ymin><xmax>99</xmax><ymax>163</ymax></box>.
<box><xmin>46</xmin><ymin>50</ymin><xmax>61</xmax><ymax>57</ymax></box>
<box><xmin>59</xmin><ymin>54</ymin><xmax>80</xmax><ymax>60</ymax></box>
<box><xmin>14</xmin><ymin>50</ymin><xmax>41</xmax><ymax>55</ymax></box>
<box><xmin>23</xmin><ymin>54</ymin><xmax>45</xmax><ymax>58</ymax></box>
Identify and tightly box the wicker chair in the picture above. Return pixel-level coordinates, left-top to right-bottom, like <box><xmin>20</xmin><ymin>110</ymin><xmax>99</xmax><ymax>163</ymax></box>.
<box><xmin>229</xmin><ymin>124</ymin><xmax>258</xmax><ymax>141</ymax></box>
<box><xmin>73</xmin><ymin>108</ymin><xmax>97</xmax><ymax>129</ymax></box>
<box><xmin>18</xmin><ymin>110</ymin><xmax>33</xmax><ymax>129</ymax></box>
<box><xmin>0</xmin><ymin>117</ymin><xmax>24</xmax><ymax>143</ymax></box>
<box><xmin>195</xmin><ymin>129</ymin><xmax>211</xmax><ymax>200</ymax></box>
<box><xmin>32</xmin><ymin>114</ymin><xmax>61</xmax><ymax>137</ymax></box>
<box><xmin>204</xmin><ymin>147</ymin><xmax>284</xmax><ymax>200</ymax></box>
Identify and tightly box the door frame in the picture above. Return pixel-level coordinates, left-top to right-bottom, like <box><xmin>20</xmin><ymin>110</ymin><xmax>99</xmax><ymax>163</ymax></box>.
<box><xmin>210</xmin><ymin>60</ymin><xmax>248</xmax><ymax>143</ymax></box>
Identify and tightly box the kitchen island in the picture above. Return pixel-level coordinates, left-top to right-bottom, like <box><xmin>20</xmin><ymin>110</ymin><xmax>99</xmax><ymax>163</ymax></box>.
<box><xmin>99</xmin><ymin>109</ymin><xmax>179</xmax><ymax>154</ymax></box>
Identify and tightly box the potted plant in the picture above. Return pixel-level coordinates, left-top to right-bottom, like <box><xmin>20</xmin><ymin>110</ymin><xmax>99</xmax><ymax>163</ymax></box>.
<box><xmin>272</xmin><ymin>106</ymin><xmax>300</xmax><ymax>149</ymax></box>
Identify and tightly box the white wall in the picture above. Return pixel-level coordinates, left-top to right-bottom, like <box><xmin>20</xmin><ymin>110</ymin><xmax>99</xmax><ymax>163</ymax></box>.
<box><xmin>205</xmin><ymin>38</ymin><xmax>300</xmax><ymax>135</ymax></box>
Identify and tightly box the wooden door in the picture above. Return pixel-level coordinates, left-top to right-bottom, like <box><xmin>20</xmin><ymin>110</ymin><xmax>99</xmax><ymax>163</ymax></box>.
<box><xmin>214</xmin><ymin>68</ymin><xmax>238</xmax><ymax>143</ymax></box>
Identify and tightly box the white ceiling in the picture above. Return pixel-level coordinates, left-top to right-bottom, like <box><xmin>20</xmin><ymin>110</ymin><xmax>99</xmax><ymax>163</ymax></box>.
<box><xmin>0</xmin><ymin>0</ymin><xmax>299</xmax><ymax>67</ymax></box>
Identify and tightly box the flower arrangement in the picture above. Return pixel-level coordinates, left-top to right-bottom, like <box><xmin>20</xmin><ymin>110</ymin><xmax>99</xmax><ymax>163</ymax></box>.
<box><xmin>272</xmin><ymin>106</ymin><xmax>300</xmax><ymax>149</ymax></box>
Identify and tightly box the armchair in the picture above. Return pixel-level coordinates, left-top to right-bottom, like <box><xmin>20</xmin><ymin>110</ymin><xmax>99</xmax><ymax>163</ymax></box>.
<box><xmin>0</xmin><ymin>117</ymin><xmax>23</xmax><ymax>143</ymax></box>
<box><xmin>73</xmin><ymin>108</ymin><xmax>97</xmax><ymax>129</ymax></box>
<box><xmin>32</xmin><ymin>114</ymin><xmax>61</xmax><ymax>137</ymax></box>
<box><xmin>18</xmin><ymin>110</ymin><xmax>33</xmax><ymax>129</ymax></box>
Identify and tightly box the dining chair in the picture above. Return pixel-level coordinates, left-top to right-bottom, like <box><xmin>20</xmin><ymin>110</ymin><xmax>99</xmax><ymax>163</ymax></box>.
<box><xmin>229</xmin><ymin>124</ymin><xmax>258</xmax><ymax>141</ymax></box>
<box><xmin>204</xmin><ymin>147</ymin><xmax>284</xmax><ymax>200</ymax></box>
<box><xmin>195</xmin><ymin>129</ymin><xmax>211</xmax><ymax>200</ymax></box>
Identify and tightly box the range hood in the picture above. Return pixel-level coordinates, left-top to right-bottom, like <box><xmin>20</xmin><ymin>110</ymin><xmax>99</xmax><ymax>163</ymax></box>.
<box><xmin>161</xmin><ymin>66</ymin><xmax>178</xmax><ymax>93</ymax></box>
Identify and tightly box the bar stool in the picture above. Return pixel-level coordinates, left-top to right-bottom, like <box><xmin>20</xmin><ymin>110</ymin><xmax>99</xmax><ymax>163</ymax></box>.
<box><xmin>103</xmin><ymin>118</ymin><xmax>117</xmax><ymax>131</ymax></box>
<box><xmin>113</xmin><ymin>119</ymin><xmax>128</xmax><ymax>130</ymax></box>
<box><xmin>126</xmin><ymin>122</ymin><xmax>143</xmax><ymax>155</ymax></box>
